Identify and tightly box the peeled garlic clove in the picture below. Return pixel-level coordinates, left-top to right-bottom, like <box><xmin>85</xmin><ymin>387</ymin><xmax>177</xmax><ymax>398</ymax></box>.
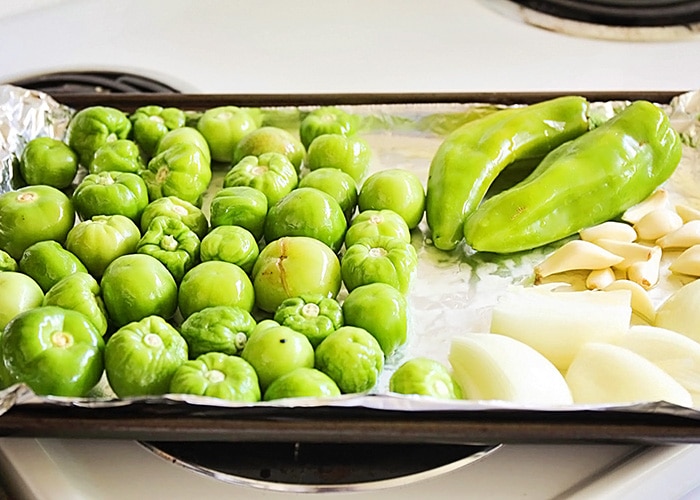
<box><xmin>604</xmin><ymin>279</ymin><xmax>656</xmax><ymax>324</ymax></box>
<box><xmin>675</xmin><ymin>204</ymin><xmax>700</xmax><ymax>223</ymax></box>
<box><xmin>627</xmin><ymin>245</ymin><xmax>662</xmax><ymax>290</ymax></box>
<box><xmin>534</xmin><ymin>240</ymin><xmax>624</xmax><ymax>281</ymax></box>
<box><xmin>579</xmin><ymin>221</ymin><xmax>637</xmax><ymax>244</ymax></box>
<box><xmin>449</xmin><ymin>333</ymin><xmax>573</xmax><ymax>405</ymax></box>
<box><xmin>594</xmin><ymin>239</ymin><xmax>655</xmax><ymax>271</ymax></box>
<box><xmin>634</xmin><ymin>208</ymin><xmax>683</xmax><ymax>241</ymax></box>
<box><xmin>565</xmin><ymin>342</ymin><xmax>693</xmax><ymax>407</ymax></box>
<box><xmin>656</xmin><ymin>220</ymin><xmax>700</xmax><ymax>249</ymax></box>
<box><xmin>586</xmin><ymin>268</ymin><xmax>617</xmax><ymax>290</ymax></box>
<box><xmin>669</xmin><ymin>245</ymin><xmax>700</xmax><ymax>277</ymax></box>
<box><xmin>622</xmin><ymin>189</ymin><xmax>669</xmax><ymax>225</ymax></box>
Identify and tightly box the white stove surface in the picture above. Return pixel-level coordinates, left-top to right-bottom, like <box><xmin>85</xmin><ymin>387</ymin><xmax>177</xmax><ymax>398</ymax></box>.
<box><xmin>1</xmin><ymin>1</ymin><xmax>700</xmax><ymax>498</ymax></box>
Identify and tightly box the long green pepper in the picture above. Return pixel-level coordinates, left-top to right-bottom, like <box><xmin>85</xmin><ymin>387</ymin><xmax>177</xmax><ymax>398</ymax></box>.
<box><xmin>426</xmin><ymin>96</ymin><xmax>590</xmax><ymax>251</ymax></box>
<box><xmin>464</xmin><ymin>100</ymin><xmax>682</xmax><ymax>254</ymax></box>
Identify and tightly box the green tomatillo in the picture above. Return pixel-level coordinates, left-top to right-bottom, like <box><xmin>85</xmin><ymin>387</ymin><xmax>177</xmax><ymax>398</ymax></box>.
<box><xmin>72</xmin><ymin>171</ymin><xmax>149</xmax><ymax>224</ymax></box>
<box><xmin>0</xmin><ymin>250</ymin><xmax>17</xmax><ymax>272</ymax></box>
<box><xmin>130</xmin><ymin>105</ymin><xmax>187</xmax><ymax>158</ymax></box>
<box><xmin>66</xmin><ymin>106</ymin><xmax>132</xmax><ymax>167</ymax></box>
<box><xmin>169</xmin><ymin>352</ymin><xmax>260</xmax><ymax>402</ymax></box>
<box><xmin>298</xmin><ymin>167</ymin><xmax>358</xmax><ymax>222</ymax></box>
<box><xmin>2</xmin><ymin>306</ymin><xmax>104</xmax><ymax>397</ymax></box>
<box><xmin>197</xmin><ymin>106</ymin><xmax>259</xmax><ymax>163</ymax></box>
<box><xmin>179</xmin><ymin>305</ymin><xmax>256</xmax><ymax>358</ymax></box>
<box><xmin>389</xmin><ymin>357</ymin><xmax>462</xmax><ymax>399</ymax></box>
<box><xmin>223</xmin><ymin>152</ymin><xmax>298</xmax><ymax>207</ymax></box>
<box><xmin>0</xmin><ymin>185</ymin><xmax>75</xmax><ymax>260</ymax></box>
<box><xmin>0</xmin><ymin>272</ymin><xmax>44</xmax><ymax>331</ymax></box>
<box><xmin>104</xmin><ymin>315</ymin><xmax>188</xmax><ymax>398</ymax></box>
<box><xmin>341</xmin><ymin>235</ymin><xmax>418</xmax><ymax>295</ymax></box>
<box><xmin>20</xmin><ymin>136</ymin><xmax>78</xmax><ymax>189</ymax></box>
<box><xmin>19</xmin><ymin>240</ymin><xmax>88</xmax><ymax>292</ymax></box>
<box><xmin>299</xmin><ymin>107</ymin><xmax>358</xmax><ymax>149</ymax></box>
<box><xmin>65</xmin><ymin>214</ymin><xmax>141</xmax><ymax>279</ymax></box>
<box><xmin>263</xmin><ymin>367</ymin><xmax>341</xmax><ymax>401</ymax></box>
<box><xmin>273</xmin><ymin>295</ymin><xmax>344</xmax><ymax>348</ymax></box>
<box><xmin>199</xmin><ymin>225</ymin><xmax>259</xmax><ymax>274</ymax></box>
<box><xmin>136</xmin><ymin>216</ymin><xmax>200</xmax><ymax>283</ymax></box>
<box><xmin>305</xmin><ymin>133</ymin><xmax>371</xmax><ymax>183</ymax></box>
<box><xmin>344</xmin><ymin>209</ymin><xmax>411</xmax><ymax>248</ymax></box>
<box><xmin>209</xmin><ymin>186</ymin><xmax>268</xmax><ymax>241</ymax></box>
<box><xmin>43</xmin><ymin>272</ymin><xmax>108</xmax><ymax>337</ymax></box>
<box><xmin>233</xmin><ymin>126</ymin><xmax>306</xmax><ymax>173</ymax></box>
<box><xmin>156</xmin><ymin>127</ymin><xmax>211</xmax><ymax>164</ymax></box>
<box><xmin>358</xmin><ymin>169</ymin><xmax>426</xmax><ymax>229</ymax></box>
<box><xmin>89</xmin><ymin>139</ymin><xmax>146</xmax><ymax>175</ymax></box>
<box><xmin>140</xmin><ymin>196</ymin><xmax>209</xmax><ymax>239</ymax></box>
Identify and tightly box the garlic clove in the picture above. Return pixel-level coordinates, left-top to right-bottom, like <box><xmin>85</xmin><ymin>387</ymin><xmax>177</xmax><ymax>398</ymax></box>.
<box><xmin>579</xmin><ymin>221</ymin><xmax>637</xmax><ymax>244</ymax></box>
<box><xmin>669</xmin><ymin>245</ymin><xmax>700</xmax><ymax>277</ymax></box>
<box><xmin>586</xmin><ymin>268</ymin><xmax>617</xmax><ymax>290</ymax></box>
<box><xmin>594</xmin><ymin>239</ymin><xmax>655</xmax><ymax>271</ymax></box>
<box><xmin>622</xmin><ymin>189</ymin><xmax>669</xmax><ymax>225</ymax></box>
<box><xmin>604</xmin><ymin>279</ymin><xmax>656</xmax><ymax>324</ymax></box>
<box><xmin>675</xmin><ymin>204</ymin><xmax>700</xmax><ymax>223</ymax></box>
<box><xmin>633</xmin><ymin>208</ymin><xmax>684</xmax><ymax>242</ymax></box>
<box><xmin>627</xmin><ymin>245</ymin><xmax>662</xmax><ymax>290</ymax></box>
<box><xmin>534</xmin><ymin>240</ymin><xmax>624</xmax><ymax>282</ymax></box>
<box><xmin>656</xmin><ymin>220</ymin><xmax>700</xmax><ymax>249</ymax></box>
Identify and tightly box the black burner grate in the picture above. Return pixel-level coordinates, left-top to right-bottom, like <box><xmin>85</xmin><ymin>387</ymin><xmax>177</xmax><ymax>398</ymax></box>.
<box><xmin>9</xmin><ymin>71</ymin><xmax>180</xmax><ymax>94</ymax></box>
<box><xmin>509</xmin><ymin>0</ymin><xmax>700</xmax><ymax>26</ymax></box>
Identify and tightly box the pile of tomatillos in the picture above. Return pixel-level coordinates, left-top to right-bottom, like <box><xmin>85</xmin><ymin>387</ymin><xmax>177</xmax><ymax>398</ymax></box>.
<box><xmin>0</xmin><ymin>95</ymin><xmax>681</xmax><ymax>404</ymax></box>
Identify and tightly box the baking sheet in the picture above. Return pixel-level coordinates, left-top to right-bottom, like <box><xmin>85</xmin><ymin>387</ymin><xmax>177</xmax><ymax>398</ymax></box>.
<box><xmin>1</xmin><ymin>86</ymin><xmax>700</xmax><ymax>444</ymax></box>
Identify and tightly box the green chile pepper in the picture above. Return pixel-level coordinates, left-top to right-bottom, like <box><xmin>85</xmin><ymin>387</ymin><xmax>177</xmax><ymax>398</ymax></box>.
<box><xmin>341</xmin><ymin>235</ymin><xmax>418</xmax><ymax>294</ymax></box>
<box><xmin>233</xmin><ymin>126</ymin><xmax>306</xmax><ymax>172</ymax></box>
<box><xmin>104</xmin><ymin>315</ymin><xmax>188</xmax><ymax>397</ymax></box>
<box><xmin>273</xmin><ymin>294</ymin><xmax>344</xmax><ymax>348</ymax></box>
<box><xmin>223</xmin><ymin>153</ymin><xmax>298</xmax><ymax>206</ymax></box>
<box><xmin>136</xmin><ymin>216</ymin><xmax>200</xmax><ymax>282</ymax></box>
<box><xmin>140</xmin><ymin>196</ymin><xmax>209</xmax><ymax>239</ymax></box>
<box><xmin>72</xmin><ymin>171</ymin><xmax>149</xmax><ymax>224</ymax></box>
<box><xmin>66</xmin><ymin>106</ymin><xmax>132</xmax><ymax>167</ymax></box>
<box><xmin>65</xmin><ymin>214</ymin><xmax>141</xmax><ymax>279</ymax></box>
<box><xmin>169</xmin><ymin>352</ymin><xmax>260</xmax><ymax>402</ymax></box>
<box><xmin>199</xmin><ymin>225</ymin><xmax>259</xmax><ymax>274</ymax></box>
<box><xmin>344</xmin><ymin>209</ymin><xmax>411</xmax><ymax>248</ymax></box>
<box><xmin>2</xmin><ymin>306</ymin><xmax>104</xmax><ymax>397</ymax></box>
<box><xmin>426</xmin><ymin>96</ymin><xmax>590</xmax><ymax>251</ymax></box>
<box><xmin>299</xmin><ymin>107</ymin><xmax>358</xmax><ymax>149</ymax></box>
<box><xmin>20</xmin><ymin>137</ymin><xmax>78</xmax><ymax>189</ymax></box>
<box><xmin>19</xmin><ymin>240</ymin><xmax>88</xmax><ymax>292</ymax></box>
<box><xmin>179</xmin><ymin>305</ymin><xmax>256</xmax><ymax>358</ymax></box>
<box><xmin>89</xmin><ymin>139</ymin><xmax>146</xmax><ymax>174</ymax></box>
<box><xmin>0</xmin><ymin>185</ymin><xmax>75</xmax><ymax>260</ymax></box>
<box><xmin>465</xmin><ymin>100</ymin><xmax>682</xmax><ymax>253</ymax></box>
<box><xmin>130</xmin><ymin>105</ymin><xmax>186</xmax><ymax>158</ymax></box>
<box><xmin>0</xmin><ymin>250</ymin><xmax>17</xmax><ymax>272</ymax></box>
<box><xmin>209</xmin><ymin>186</ymin><xmax>268</xmax><ymax>241</ymax></box>
<box><xmin>142</xmin><ymin>142</ymin><xmax>212</xmax><ymax>207</ymax></box>
<box><xmin>43</xmin><ymin>272</ymin><xmax>108</xmax><ymax>337</ymax></box>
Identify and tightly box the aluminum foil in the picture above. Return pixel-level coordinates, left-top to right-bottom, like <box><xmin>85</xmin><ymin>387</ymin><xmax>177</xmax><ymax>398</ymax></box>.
<box><xmin>0</xmin><ymin>85</ymin><xmax>73</xmax><ymax>193</ymax></box>
<box><xmin>2</xmin><ymin>84</ymin><xmax>700</xmax><ymax>423</ymax></box>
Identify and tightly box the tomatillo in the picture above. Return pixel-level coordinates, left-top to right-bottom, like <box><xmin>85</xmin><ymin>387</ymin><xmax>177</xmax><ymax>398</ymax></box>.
<box><xmin>233</xmin><ymin>126</ymin><xmax>306</xmax><ymax>173</ymax></box>
<box><xmin>264</xmin><ymin>367</ymin><xmax>341</xmax><ymax>401</ymax></box>
<box><xmin>19</xmin><ymin>240</ymin><xmax>88</xmax><ymax>292</ymax></box>
<box><xmin>104</xmin><ymin>315</ymin><xmax>188</xmax><ymax>398</ymax></box>
<box><xmin>65</xmin><ymin>214</ymin><xmax>141</xmax><ymax>279</ymax></box>
<box><xmin>66</xmin><ymin>106</ymin><xmax>132</xmax><ymax>167</ymax></box>
<box><xmin>0</xmin><ymin>250</ymin><xmax>17</xmax><ymax>272</ymax></box>
<box><xmin>252</xmin><ymin>236</ymin><xmax>342</xmax><ymax>313</ymax></box>
<box><xmin>298</xmin><ymin>167</ymin><xmax>358</xmax><ymax>222</ymax></box>
<box><xmin>72</xmin><ymin>171</ymin><xmax>149</xmax><ymax>224</ymax></box>
<box><xmin>389</xmin><ymin>357</ymin><xmax>462</xmax><ymax>399</ymax></box>
<box><xmin>178</xmin><ymin>261</ymin><xmax>255</xmax><ymax>320</ymax></box>
<box><xmin>344</xmin><ymin>209</ymin><xmax>411</xmax><ymax>248</ymax></box>
<box><xmin>197</xmin><ymin>106</ymin><xmax>258</xmax><ymax>163</ymax></box>
<box><xmin>169</xmin><ymin>352</ymin><xmax>260</xmax><ymax>402</ymax></box>
<box><xmin>1</xmin><ymin>306</ymin><xmax>104</xmax><ymax>397</ymax></box>
<box><xmin>209</xmin><ymin>186</ymin><xmax>268</xmax><ymax>241</ymax></box>
<box><xmin>156</xmin><ymin>127</ymin><xmax>211</xmax><ymax>164</ymax></box>
<box><xmin>264</xmin><ymin>187</ymin><xmax>347</xmax><ymax>252</ymax></box>
<box><xmin>130</xmin><ymin>105</ymin><xmax>187</xmax><ymax>158</ymax></box>
<box><xmin>20</xmin><ymin>136</ymin><xmax>78</xmax><ymax>189</ymax></box>
<box><xmin>136</xmin><ymin>216</ymin><xmax>200</xmax><ymax>283</ymax></box>
<box><xmin>305</xmin><ymin>134</ymin><xmax>371</xmax><ymax>183</ymax></box>
<box><xmin>342</xmin><ymin>282</ymin><xmax>408</xmax><ymax>357</ymax></box>
<box><xmin>0</xmin><ymin>185</ymin><xmax>75</xmax><ymax>260</ymax></box>
<box><xmin>273</xmin><ymin>294</ymin><xmax>344</xmax><ymax>348</ymax></box>
<box><xmin>89</xmin><ymin>139</ymin><xmax>146</xmax><ymax>175</ymax></box>
<box><xmin>101</xmin><ymin>254</ymin><xmax>178</xmax><ymax>328</ymax></box>
<box><xmin>179</xmin><ymin>305</ymin><xmax>256</xmax><ymax>358</ymax></box>
<box><xmin>199</xmin><ymin>225</ymin><xmax>259</xmax><ymax>274</ymax></box>
<box><xmin>299</xmin><ymin>107</ymin><xmax>358</xmax><ymax>149</ymax></box>
<box><xmin>43</xmin><ymin>272</ymin><xmax>108</xmax><ymax>337</ymax></box>
<box><xmin>223</xmin><ymin>153</ymin><xmax>298</xmax><ymax>206</ymax></box>
<box><xmin>358</xmin><ymin>169</ymin><xmax>426</xmax><ymax>229</ymax></box>
<box><xmin>140</xmin><ymin>196</ymin><xmax>209</xmax><ymax>239</ymax></box>
<box><xmin>0</xmin><ymin>272</ymin><xmax>44</xmax><ymax>331</ymax></box>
